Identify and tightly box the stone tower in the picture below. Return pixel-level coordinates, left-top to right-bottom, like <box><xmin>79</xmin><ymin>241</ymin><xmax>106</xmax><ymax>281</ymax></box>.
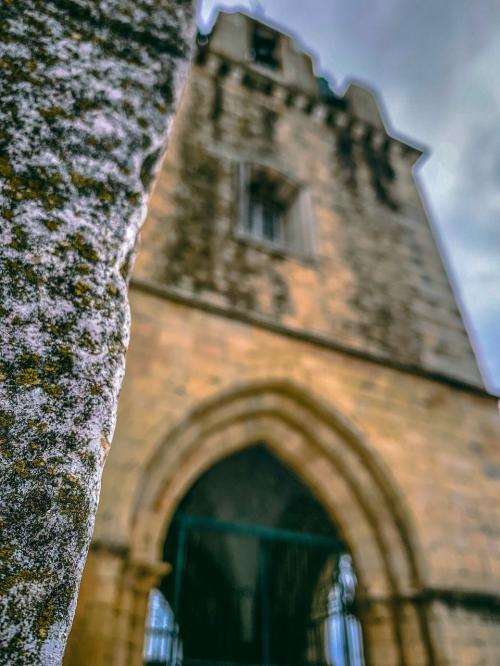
<box><xmin>65</xmin><ymin>12</ymin><xmax>500</xmax><ymax>666</ymax></box>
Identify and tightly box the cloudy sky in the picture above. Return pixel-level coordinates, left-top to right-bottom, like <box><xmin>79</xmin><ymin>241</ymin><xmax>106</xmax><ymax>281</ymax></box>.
<box><xmin>198</xmin><ymin>0</ymin><xmax>500</xmax><ymax>394</ymax></box>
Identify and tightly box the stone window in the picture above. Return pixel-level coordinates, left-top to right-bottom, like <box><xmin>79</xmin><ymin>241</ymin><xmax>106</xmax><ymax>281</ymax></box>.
<box><xmin>246</xmin><ymin>183</ymin><xmax>284</xmax><ymax>245</ymax></box>
<box><xmin>249</xmin><ymin>24</ymin><xmax>280</xmax><ymax>70</ymax></box>
<box><xmin>237</xmin><ymin>163</ymin><xmax>316</xmax><ymax>259</ymax></box>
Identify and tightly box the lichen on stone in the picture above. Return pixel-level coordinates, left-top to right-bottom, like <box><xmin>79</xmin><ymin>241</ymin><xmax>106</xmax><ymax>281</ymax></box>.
<box><xmin>0</xmin><ymin>0</ymin><xmax>195</xmax><ymax>663</ymax></box>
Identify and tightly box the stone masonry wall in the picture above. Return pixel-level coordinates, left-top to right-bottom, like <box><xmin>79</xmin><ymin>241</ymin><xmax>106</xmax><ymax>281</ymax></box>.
<box><xmin>81</xmin><ymin>289</ymin><xmax>500</xmax><ymax>666</ymax></box>
<box><xmin>100</xmin><ymin>292</ymin><xmax>500</xmax><ymax>599</ymax></box>
<box><xmin>133</xmin><ymin>14</ymin><xmax>482</xmax><ymax>388</ymax></box>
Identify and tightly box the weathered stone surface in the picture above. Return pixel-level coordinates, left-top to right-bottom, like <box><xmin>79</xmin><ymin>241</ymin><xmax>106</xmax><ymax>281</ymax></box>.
<box><xmin>0</xmin><ymin>1</ymin><xmax>195</xmax><ymax>663</ymax></box>
<box><xmin>135</xmin><ymin>12</ymin><xmax>483</xmax><ymax>389</ymax></box>
<box><xmin>68</xmin><ymin>289</ymin><xmax>500</xmax><ymax>666</ymax></box>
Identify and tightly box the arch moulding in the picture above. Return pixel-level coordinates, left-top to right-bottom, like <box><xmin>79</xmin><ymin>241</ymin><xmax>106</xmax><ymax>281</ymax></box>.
<box><xmin>130</xmin><ymin>379</ymin><xmax>439</xmax><ymax>666</ymax></box>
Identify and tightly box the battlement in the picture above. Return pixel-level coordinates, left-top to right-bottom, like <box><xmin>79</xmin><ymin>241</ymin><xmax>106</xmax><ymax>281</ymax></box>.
<box><xmin>198</xmin><ymin>12</ymin><xmax>422</xmax><ymax>160</ymax></box>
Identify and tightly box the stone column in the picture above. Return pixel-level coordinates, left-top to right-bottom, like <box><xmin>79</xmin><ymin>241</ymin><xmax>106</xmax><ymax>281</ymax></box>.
<box><xmin>0</xmin><ymin>1</ymin><xmax>195</xmax><ymax>662</ymax></box>
<box><xmin>63</xmin><ymin>547</ymin><xmax>124</xmax><ymax>666</ymax></box>
<box><xmin>64</xmin><ymin>547</ymin><xmax>170</xmax><ymax>666</ymax></box>
<box><xmin>358</xmin><ymin>594</ymin><xmax>435</xmax><ymax>666</ymax></box>
<box><xmin>119</xmin><ymin>559</ymin><xmax>171</xmax><ymax>666</ymax></box>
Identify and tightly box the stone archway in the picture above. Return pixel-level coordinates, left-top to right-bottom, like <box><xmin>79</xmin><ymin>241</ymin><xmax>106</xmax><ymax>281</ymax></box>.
<box><xmin>128</xmin><ymin>380</ymin><xmax>438</xmax><ymax>666</ymax></box>
<box><xmin>155</xmin><ymin>446</ymin><xmax>353</xmax><ymax>666</ymax></box>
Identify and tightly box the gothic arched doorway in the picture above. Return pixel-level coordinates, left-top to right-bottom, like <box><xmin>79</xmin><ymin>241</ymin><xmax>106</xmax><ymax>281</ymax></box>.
<box><xmin>143</xmin><ymin>446</ymin><xmax>365</xmax><ymax>666</ymax></box>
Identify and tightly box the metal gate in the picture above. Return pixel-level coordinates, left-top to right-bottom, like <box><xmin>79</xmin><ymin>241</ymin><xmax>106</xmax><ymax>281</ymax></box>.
<box><xmin>144</xmin><ymin>513</ymin><xmax>364</xmax><ymax>666</ymax></box>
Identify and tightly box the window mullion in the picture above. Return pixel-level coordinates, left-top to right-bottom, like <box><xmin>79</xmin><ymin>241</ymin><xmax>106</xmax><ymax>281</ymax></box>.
<box><xmin>258</xmin><ymin>202</ymin><xmax>264</xmax><ymax>242</ymax></box>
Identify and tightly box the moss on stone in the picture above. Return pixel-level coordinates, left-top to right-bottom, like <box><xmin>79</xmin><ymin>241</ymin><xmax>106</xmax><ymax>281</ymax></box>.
<box><xmin>0</xmin><ymin>570</ymin><xmax>47</xmax><ymax>597</ymax></box>
<box><xmin>79</xmin><ymin>450</ymin><xmax>96</xmax><ymax>470</ymax></box>
<box><xmin>20</xmin><ymin>352</ymin><xmax>41</xmax><ymax>367</ymax></box>
<box><xmin>39</xmin><ymin>106</ymin><xmax>67</xmax><ymax>120</ymax></box>
<box><xmin>14</xmin><ymin>461</ymin><xmax>29</xmax><ymax>478</ymax></box>
<box><xmin>27</xmin><ymin>419</ymin><xmax>48</xmax><ymax>432</ymax></box>
<box><xmin>0</xmin><ymin>544</ymin><xmax>15</xmax><ymax>561</ymax></box>
<box><xmin>9</xmin><ymin>225</ymin><xmax>29</xmax><ymax>251</ymax></box>
<box><xmin>3</xmin><ymin>256</ymin><xmax>45</xmax><ymax>290</ymax></box>
<box><xmin>127</xmin><ymin>191</ymin><xmax>141</xmax><ymax>206</ymax></box>
<box><xmin>7</xmin><ymin>601</ymin><xmax>20</xmax><ymax>623</ymax></box>
<box><xmin>0</xmin><ymin>438</ymin><xmax>13</xmax><ymax>460</ymax></box>
<box><xmin>73</xmin><ymin>280</ymin><xmax>92</xmax><ymax>298</ymax></box>
<box><xmin>71</xmin><ymin>234</ymin><xmax>99</xmax><ymax>263</ymax></box>
<box><xmin>0</xmin><ymin>157</ymin><xmax>13</xmax><ymax>177</ymax></box>
<box><xmin>0</xmin><ymin>410</ymin><xmax>15</xmax><ymax>429</ymax></box>
<box><xmin>35</xmin><ymin>599</ymin><xmax>55</xmax><ymax>640</ymax></box>
<box><xmin>79</xmin><ymin>331</ymin><xmax>99</xmax><ymax>353</ymax></box>
<box><xmin>25</xmin><ymin>265</ymin><xmax>44</xmax><ymax>286</ymax></box>
<box><xmin>2</xmin><ymin>166</ymin><xmax>65</xmax><ymax>211</ymax></box>
<box><xmin>70</xmin><ymin>171</ymin><xmax>97</xmax><ymax>190</ymax></box>
<box><xmin>16</xmin><ymin>368</ymin><xmax>41</xmax><ymax>386</ymax></box>
<box><xmin>41</xmin><ymin>383</ymin><xmax>63</xmax><ymax>398</ymax></box>
<box><xmin>57</xmin><ymin>474</ymin><xmax>89</xmax><ymax>535</ymax></box>
<box><xmin>42</xmin><ymin>218</ymin><xmax>62</xmax><ymax>232</ymax></box>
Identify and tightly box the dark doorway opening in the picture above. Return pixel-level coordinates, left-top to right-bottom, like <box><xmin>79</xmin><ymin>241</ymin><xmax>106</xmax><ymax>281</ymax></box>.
<box><xmin>144</xmin><ymin>446</ymin><xmax>365</xmax><ymax>666</ymax></box>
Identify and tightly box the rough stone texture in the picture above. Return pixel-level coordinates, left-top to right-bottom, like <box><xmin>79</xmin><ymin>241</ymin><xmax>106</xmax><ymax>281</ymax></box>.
<box><xmin>64</xmin><ymin>12</ymin><xmax>500</xmax><ymax>666</ymax></box>
<box><xmin>0</xmin><ymin>1</ymin><xmax>195</xmax><ymax>663</ymax></box>
<box><xmin>134</xmin><ymin>12</ymin><xmax>482</xmax><ymax>389</ymax></box>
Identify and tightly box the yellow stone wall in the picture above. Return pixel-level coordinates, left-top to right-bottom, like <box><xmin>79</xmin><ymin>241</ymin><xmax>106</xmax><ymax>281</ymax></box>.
<box><xmin>65</xmin><ymin>12</ymin><xmax>500</xmax><ymax>666</ymax></box>
<box><xmin>103</xmin><ymin>290</ymin><xmax>500</xmax><ymax>594</ymax></box>
<box><xmin>134</xmin><ymin>12</ymin><xmax>482</xmax><ymax>387</ymax></box>
<box><xmin>65</xmin><ymin>290</ymin><xmax>500</xmax><ymax>666</ymax></box>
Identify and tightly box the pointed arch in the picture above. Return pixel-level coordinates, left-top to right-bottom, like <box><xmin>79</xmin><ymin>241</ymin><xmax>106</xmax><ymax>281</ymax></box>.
<box><xmin>131</xmin><ymin>379</ymin><xmax>437</xmax><ymax>665</ymax></box>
